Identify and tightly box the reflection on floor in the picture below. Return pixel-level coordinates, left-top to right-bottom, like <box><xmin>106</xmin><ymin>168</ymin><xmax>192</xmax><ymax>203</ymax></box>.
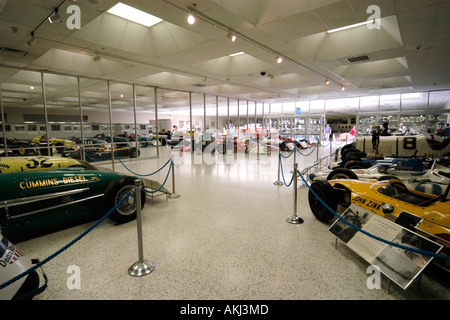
<box><xmin>15</xmin><ymin>146</ymin><xmax>450</xmax><ymax>300</ymax></box>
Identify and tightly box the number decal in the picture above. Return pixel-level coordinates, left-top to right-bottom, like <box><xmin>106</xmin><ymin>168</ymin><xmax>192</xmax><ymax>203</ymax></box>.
<box><xmin>25</xmin><ymin>158</ymin><xmax>54</xmax><ymax>169</ymax></box>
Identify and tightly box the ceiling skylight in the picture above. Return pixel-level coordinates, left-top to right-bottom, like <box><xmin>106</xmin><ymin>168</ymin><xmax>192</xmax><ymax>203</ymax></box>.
<box><xmin>107</xmin><ymin>2</ymin><xmax>162</xmax><ymax>27</ymax></box>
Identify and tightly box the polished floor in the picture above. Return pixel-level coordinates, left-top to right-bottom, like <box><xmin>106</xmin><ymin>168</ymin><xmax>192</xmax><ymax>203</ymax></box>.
<box><xmin>14</xmin><ymin>144</ymin><xmax>450</xmax><ymax>300</ymax></box>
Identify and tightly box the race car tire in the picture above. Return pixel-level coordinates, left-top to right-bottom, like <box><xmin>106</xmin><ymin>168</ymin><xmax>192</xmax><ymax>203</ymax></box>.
<box><xmin>128</xmin><ymin>147</ymin><xmax>140</xmax><ymax>158</ymax></box>
<box><xmin>341</xmin><ymin>147</ymin><xmax>359</xmax><ymax>158</ymax></box>
<box><xmin>377</xmin><ymin>175</ymin><xmax>397</xmax><ymax>181</ymax></box>
<box><xmin>340</xmin><ymin>156</ymin><xmax>363</xmax><ymax>168</ymax></box>
<box><xmin>344</xmin><ymin>160</ymin><xmax>370</xmax><ymax>169</ymax></box>
<box><xmin>342</xmin><ymin>150</ymin><xmax>366</xmax><ymax>161</ymax></box>
<box><xmin>308</xmin><ymin>180</ymin><xmax>337</xmax><ymax>222</ymax></box>
<box><xmin>104</xmin><ymin>177</ymin><xmax>146</xmax><ymax>224</ymax></box>
<box><xmin>340</xmin><ymin>143</ymin><xmax>356</xmax><ymax>157</ymax></box>
<box><xmin>326</xmin><ymin>168</ymin><xmax>358</xmax><ymax>180</ymax></box>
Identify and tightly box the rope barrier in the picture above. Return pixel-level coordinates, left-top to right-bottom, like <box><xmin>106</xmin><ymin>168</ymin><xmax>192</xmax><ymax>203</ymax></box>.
<box><xmin>114</xmin><ymin>153</ymin><xmax>171</xmax><ymax>177</ymax></box>
<box><xmin>111</xmin><ymin>152</ymin><xmax>173</xmax><ymax>194</ymax></box>
<box><xmin>279</xmin><ymin>153</ymin><xmax>295</xmax><ymax>187</ymax></box>
<box><xmin>0</xmin><ymin>191</ymin><xmax>132</xmax><ymax>291</ymax></box>
<box><xmin>297</xmin><ymin>171</ymin><xmax>450</xmax><ymax>260</ymax></box>
<box><xmin>143</xmin><ymin>162</ymin><xmax>172</xmax><ymax>194</ymax></box>
<box><xmin>296</xmin><ymin>143</ymin><xmax>317</xmax><ymax>156</ymax></box>
<box><xmin>280</xmin><ymin>148</ymin><xmax>295</xmax><ymax>158</ymax></box>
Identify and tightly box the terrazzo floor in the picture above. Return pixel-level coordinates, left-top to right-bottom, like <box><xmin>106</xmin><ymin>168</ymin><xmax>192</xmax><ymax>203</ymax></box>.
<box><xmin>12</xmin><ymin>145</ymin><xmax>450</xmax><ymax>302</ymax></box>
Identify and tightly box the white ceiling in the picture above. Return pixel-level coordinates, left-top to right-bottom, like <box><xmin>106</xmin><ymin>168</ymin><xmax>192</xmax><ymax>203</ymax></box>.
<box><xmin>0</xmin><ymin>0</ymin><xmax>449</xmax><ymax>108</ymax></box>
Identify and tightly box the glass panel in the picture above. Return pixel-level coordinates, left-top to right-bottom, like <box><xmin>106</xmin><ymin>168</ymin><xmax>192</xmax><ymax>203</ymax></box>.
<box><xmin>136</xmin><ymin>85</ymin><xmax>158</xmax><ymax>158</ymax></box>
<box><xmin>379</xmin><ymin>94</ymin><xmax>400</xmax><ymax>112</ymax></box>
<box><xmin>428</xmin><ymin>90</ymin><xmax>450</xmax><ymax>135</ymax></box>
<box><xmin>157</xmin><ymin>89</ymin><xmax>190</xmax><ymax>152</ymax></box>
<box><xmin>77</xmin><ymin>78</ymin><xmax>110</xmax><ymax>163</ymax></box>
<box><xmin>43</xmin><ymin>73</ymin><xmax>80</xmax><ymax>157</ymax></box>
<box><xmin>205</xmin><ymin>95</ymin><xmax>217</xmax><ymax>131</ymax></box>
<box><xmin>0</xmin><ymin>68</ymin><xmax>44</xmax><ymax>157</ymax></box>
<box><xmin>229</xmin><ymin>98</ymin><xmax>238</xmax><ymax>135</ymax></box>
<box><xmin>310</xmin><ymin>100</ymin><xmax>324</xmax><ymax>115</ymax></box>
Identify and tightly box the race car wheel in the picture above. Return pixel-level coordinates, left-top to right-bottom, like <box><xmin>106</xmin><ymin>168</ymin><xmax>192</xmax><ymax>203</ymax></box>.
<box><xmin>308</xmin><ymin>181</ymin><xmax>337</xmax><ymax>222</ymax></box>
<box><xmin>105</xmin><ymin>177</ymin><xmax>146</xmax><ymax>224</ymax></box>
<box><xmin>344</xmin><ymin>160</ymin><xmax>369</xmax><ymax>169</ymax></box>
<box><xmin>326</xmin><ymin>168</ymin><xmax>358</xmax><ymax>180</ymax></box>
<box><xmin>128</xmin><ymin>147</ymin><xmax>140</xmax><ymax>158</ymax></box>
<box><xmin>340</xmin><ymin>143</ymin><xmax>356</xmax><ymax>157</ymax></box>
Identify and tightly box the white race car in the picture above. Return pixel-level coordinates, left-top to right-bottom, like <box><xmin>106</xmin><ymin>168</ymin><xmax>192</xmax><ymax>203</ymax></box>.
<box><xmin>308</xmin><ymin>160</ymin><xmax>450</xmax><ymax>196</ymax></box>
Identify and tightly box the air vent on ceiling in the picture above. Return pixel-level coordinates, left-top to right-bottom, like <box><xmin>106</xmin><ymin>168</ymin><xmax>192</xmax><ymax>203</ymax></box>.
<box><xmin>347</xmin><ymin>55</ymin><xmax>369</xmax><ymax>63</ymax></box>
<box><xmin>0</xmin><ymin>47</ymin><xmax>28</xmax><ymax>56</ymax></box>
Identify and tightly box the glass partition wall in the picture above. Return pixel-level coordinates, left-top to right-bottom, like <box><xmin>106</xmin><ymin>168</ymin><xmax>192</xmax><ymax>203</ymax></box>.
<box><xmin>1</xmin><ymin>66</ymin><xmax>449</xmax><ymax>164</ymax></box>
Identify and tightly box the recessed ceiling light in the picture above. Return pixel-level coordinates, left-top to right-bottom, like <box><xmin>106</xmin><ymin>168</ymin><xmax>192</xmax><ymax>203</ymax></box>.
<box><xmin>229</xmin><ymin>52</ymin><xmax>244</xmax><ymax>57</ymax></box>
<box><xmin>327</xmin><ymin>20</ymin><xmax>371</xmax><ymax>33</ymax></box>
<box><xmin>187</xmin><ymin>14</ymin><xmax>196</xmax><ymax>25</ymax></box>
<box><xmin>107</xmin><ymin>2</ymin><xmax>162</xmax><ymax>27</ymax></box>
<box><xmin>276</xmin><ymin>56</ymin><xmax>283</xmax><ymax>63</ymax></box>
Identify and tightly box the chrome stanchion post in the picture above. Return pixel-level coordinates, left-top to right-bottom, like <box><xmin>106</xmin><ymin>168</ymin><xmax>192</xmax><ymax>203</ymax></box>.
<box><xmin>273</xmin><ymin>148</ymin><xmax>283</xmax><ymax>185</ymax></box>
<box><xmin>286</xmin><ymin>163</ymin><xmax>304</xmax><ymax>224</ymax></box>
<box><xmin>168</xmin><ymin>158</ymin><xmax>181</xmax><ymax>198</ymax></box>
<box><xmin>128</xmin><ymin>179</ymin><xmax>155</xmax><ymax>277</ymax></box>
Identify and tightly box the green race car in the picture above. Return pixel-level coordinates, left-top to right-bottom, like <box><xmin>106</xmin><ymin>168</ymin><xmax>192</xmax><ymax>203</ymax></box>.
<box><xmin>0</xmin><ymin>164</ymin><xmax>146</xmax><ymax>243</ymax></box>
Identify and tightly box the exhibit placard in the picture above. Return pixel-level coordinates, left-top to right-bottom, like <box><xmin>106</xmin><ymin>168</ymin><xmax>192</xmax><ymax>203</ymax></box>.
<box><xmin>329</xmin><ymin>204</ymin><xmax>443</xmax><ymax>289</ymax></box>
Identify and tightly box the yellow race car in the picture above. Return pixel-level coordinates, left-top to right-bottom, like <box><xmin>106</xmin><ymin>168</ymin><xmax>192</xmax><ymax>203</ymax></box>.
<box><xmin>308</xmin><ymin>178</ymin><xmax>450</xmax><ymax>271</ymax></box>
<box><xmin>32</xmin><ymin>136</ymin><xmax>76</xmax><ymax>153</ymax></box>
<box><xmin>0</xmin><ymin>156</ymin><xmax>90</xmax><ymax>173</ymax></box>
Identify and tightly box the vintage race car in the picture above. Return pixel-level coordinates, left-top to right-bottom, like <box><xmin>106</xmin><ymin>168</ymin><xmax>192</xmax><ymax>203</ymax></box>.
<box><xmin>64</xmin><ymin>143</ymin><xmax>140</xmax><ymax>161</ymax></box>
<box><xmin>353</xmin><ymin>134</ymin><xmax>450</xmax><ymax>157</ymax></box>
<box><xmin>0</xmin><ymin>137</ymin><xmax>38</xmax><ymax>156</ymax></box>
<box><xmin>0</xmin><ymin>165</ymin><xmax>146</xmax><ymax>243</ymax></box>
<box><xmin>0</xmin><ymin>156</ymin><xmax>85</xmax><ymax>174</ymax></box>
<box><xmin>308</xmin><ymin>178</ymin><xmax>450</xmax><ymax>271</ymax></box>
<box><xmin>278</xmin><ymin>137</ymin><xmax>311</xmax><ymax>151</ymax></box>
<box><xmin>31</xmin><ymin>136</ymin><xmax>76</xmax><ymax>153</ymax></box>
<box><xmin>309</xmin><ymin>160</ymin><xmax>450</xmax><ymax>196</ymax></box>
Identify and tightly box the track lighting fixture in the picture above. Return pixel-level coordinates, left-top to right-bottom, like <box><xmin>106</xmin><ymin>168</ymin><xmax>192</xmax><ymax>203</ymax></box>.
<box><xmin>27</xmin><ymin>32</ymin><xmax>36</xmax><ymax>46</ymax></box>
<box><xmin>227</xmin><ymin>31</ymin><xmax>237</xmax><ymax>42</ymax></box>
<box><xmin>48</xmin><ymin>8</ymin><xmax>62</xmax><ymax>23</ymax></box>
<box><xmin>325</xmin><ymin>79</ymin><xmax>330</xmax><ymax>85</ymax></box>
<box><xmin>276</xmin><ymin>56</ymin><xmax>283</xmax><ymax>63</ymax></box>
<box><xmin>187</xmin><ymin>14</ymin><xmax>196</xmax><ymax>25</ymax></box>
<box><xmin>340</xmin><ymin>86</ymin><xmax>346</xmax><ymax>91</ymax></box>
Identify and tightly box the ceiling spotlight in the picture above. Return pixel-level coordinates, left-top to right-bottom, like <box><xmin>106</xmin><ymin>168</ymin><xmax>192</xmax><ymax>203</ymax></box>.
<box><xmin>227</xmin><ymin>31</ymin><xmax>237</xmax><ymax>42</ymax></box>
<box><xmin>27</xmin><ymin>33</ymin><xmax>36</xmax><ymax>46</ymax></box>
<box><xmin>48</xmin><ymin>8</ymin><xmax>62</xmax><ymax>23</ymax></box>
<box><xmin>276</xmin><ymin>56</ymin><xmax>283</xmax><ymax>63</ymax></box>
<box><xmin>340</xmin><ymin>86</ymin><xmax>346</xmax><ymax>91</ymax></box>
<box><xmin>325</xmin><ymin>79</ymin><xmax>330</xmax><ymax>85</ymax></box>
<box><xmin>187</xmin><ymin>14</ymin><xmax>196</xmax><ymax>25</ymax></box>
